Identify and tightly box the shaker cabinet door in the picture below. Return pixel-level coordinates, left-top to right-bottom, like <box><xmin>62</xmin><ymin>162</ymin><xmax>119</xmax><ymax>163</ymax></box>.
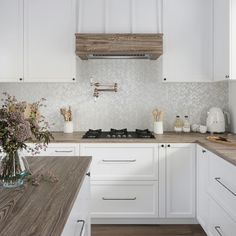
<box><xmin>23</xmin><ymin>0</ymin><xmax>76</xmax><ymax>82</ymax></box>
<box><xmin>162</xmin><ymin>0</ymin><xmax>213</xmax><ymax>82</ymax></box>
<box><xmin>166</xmin><ymin>144</ymin><xmax>196</xmax><ymax>218</ymax></box>
<box><xmin>0</xmin><ymin>0</ymin><xmax>23</xmax><ymax>82</ymax></box>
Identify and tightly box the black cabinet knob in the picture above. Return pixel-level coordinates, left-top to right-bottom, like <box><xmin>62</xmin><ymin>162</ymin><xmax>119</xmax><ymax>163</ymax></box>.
<box><xmin>202</xmin><ymin>150</ymin><xmax>206</xmax><ymax>153</ymax></box>
<box><xmin>86</xmin><ymin>172</ymin><xmax>90</xmax><ymax>177</ymax></box>
<box><xmin>72</xmin><ymin>78</ymin><xmax>75</xmax><ymax>81</ymax></box>
<box><xmin>19</xmin><ymin>78</ymin><xmax>23</xmax><ymax>81</ymax></box>
<box><xmin>163</xmin><ymin>78</ymin><xmax>167</xmax><ymax>81</ymax></box>
<box><xmin>167</xmin><ymin>144</ymin><xmax>171</xmax><ymax>147</ymax></box>
<box><xmin>161</xmin><ymin>144</ymin><xmax>165</xmax><ymax>147</ymax></box>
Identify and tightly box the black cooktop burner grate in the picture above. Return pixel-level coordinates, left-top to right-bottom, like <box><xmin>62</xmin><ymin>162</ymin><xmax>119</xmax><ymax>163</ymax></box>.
<box><xmin>82</xmin><ymin>129</ymin><xmax>155</xmax><ymax>139</ymax></box>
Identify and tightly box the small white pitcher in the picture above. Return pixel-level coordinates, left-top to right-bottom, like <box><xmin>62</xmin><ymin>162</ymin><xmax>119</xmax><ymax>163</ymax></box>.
<box><xmin>64</xmin><ymin>121</ymin><xmax>73</xmax><ymax>133</ymax></box>
<box><xmin>154</xmin><ymin>121</ymin><xmax>163</xmax><ymax>134</ymax></box>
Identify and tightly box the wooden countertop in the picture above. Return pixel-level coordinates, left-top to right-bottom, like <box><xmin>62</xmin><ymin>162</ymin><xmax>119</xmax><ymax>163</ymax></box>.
<box><xmin>49</xmin><ymin>131</ymin><xmax>236</xmax><ymax>166</ymax></box>
<box><xmin>0</xmin><ymin>156</ymin><xmax>91</xmax><ymax>236</ymax></box>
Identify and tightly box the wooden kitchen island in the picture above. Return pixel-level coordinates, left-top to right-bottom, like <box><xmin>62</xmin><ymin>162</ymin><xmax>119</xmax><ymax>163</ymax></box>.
<box><xmin>0</xmin><ymin>156</ymin><xmax>91</xmax><ymax>236</ymax></box>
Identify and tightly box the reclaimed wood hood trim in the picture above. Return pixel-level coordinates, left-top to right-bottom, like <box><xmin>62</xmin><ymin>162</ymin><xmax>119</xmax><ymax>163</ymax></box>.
<box><xmin>75</xmin><ymin>33</ymin><xmax>163</xmax><ymax>60</ymax></box>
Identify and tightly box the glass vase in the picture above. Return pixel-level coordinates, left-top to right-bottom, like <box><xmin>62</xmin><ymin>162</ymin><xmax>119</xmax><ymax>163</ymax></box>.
<box><xmin>0</xmin><ymin>150</ymin><xmax>30</xmax><ymax>188</ymax></box>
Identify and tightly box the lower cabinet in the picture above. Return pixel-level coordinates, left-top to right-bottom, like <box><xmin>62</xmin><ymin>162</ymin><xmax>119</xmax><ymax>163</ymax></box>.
<box><xmin>197</xmin><ymin>145</ymin><xmax>209</xmax><ymax>233</ymax></box>
<box><xmin>80</xmin><ymin>143</ymin><xmax>159</xmax><ymax>220</ymax></box>
<box><xmin>161</xmin><ymin>143</ymin><xmax>196</xmax><ymax>218</ymax></box>
<box><xmin>208</xmin><ymin>199</ymin><xmax>236</xmax><ymax>236</ymax></box>
<box><xmin>91</xmin><ymin>181</ymin><xmax>158</xmax><ymax>218</ymax></box>
<box><xmin>62</xmin><ymin>174</ymin><xmax>91</xmax><ymax>236</ymax></box>
<box><xmin>197</xmin><ymin>144</ymin><xmax>236</xmax><ymax>236</ymax></box>
<box><xmin>24</xmin><ymin>143</ymin><xmax>79</xmax><ymax>156</ymax></box>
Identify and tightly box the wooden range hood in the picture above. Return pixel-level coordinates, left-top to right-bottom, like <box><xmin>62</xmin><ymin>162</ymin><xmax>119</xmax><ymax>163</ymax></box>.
<box><xmin>75</xmin><ymin>33</ymin><xmax>163</xmax><ymax>60</ymax></box>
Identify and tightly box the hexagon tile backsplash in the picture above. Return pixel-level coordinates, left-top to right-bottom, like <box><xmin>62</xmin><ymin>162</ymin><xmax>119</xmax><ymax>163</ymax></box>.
<box><xmin>0</xmin><ymin>60</ymin><xmax>228</xmax><ymax>131</ymax></box>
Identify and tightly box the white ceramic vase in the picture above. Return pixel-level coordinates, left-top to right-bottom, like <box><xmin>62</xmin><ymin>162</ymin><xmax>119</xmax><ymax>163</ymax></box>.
<box><xmin>64</xmin><ymin>121</ymin><xmax>73</xmax><ymax>133</ymax></box>
<box><xmin>154</xmin><ymin>121</ymin><xmax>163</xmax><ymax>134</ymax></box>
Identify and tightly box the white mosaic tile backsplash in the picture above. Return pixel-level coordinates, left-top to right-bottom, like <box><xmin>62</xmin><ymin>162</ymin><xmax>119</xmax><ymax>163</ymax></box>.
<box><xmin>0</xmin><ymin>59</ymin><xmax>228</xmax><ymax>131</ymax></box>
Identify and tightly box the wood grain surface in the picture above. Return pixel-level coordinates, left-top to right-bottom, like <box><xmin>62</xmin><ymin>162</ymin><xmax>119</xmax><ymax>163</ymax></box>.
<box><xmin>0</xmin><ymin>156</ymin><xmax>91</xmax><ymax>236</ymax></box>
<box><xmin>92</xmin><ymin>224</ymin><xmax>207</xmax><ymax>236</ymax></box>
<box><xmin>75</xmin><ymin>34</ymin><xmax>163</xmax><ymax>60</ymax></box>
<box><xmin>44</xmin><ymin>131</ymin><xmax>236</xmax><ymax>166</ymax></box>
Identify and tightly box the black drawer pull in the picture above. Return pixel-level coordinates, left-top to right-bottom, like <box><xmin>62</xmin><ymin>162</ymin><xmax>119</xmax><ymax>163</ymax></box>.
<box><xmin>77</xmin><ymin>220</ymin><xmax>85</xmax><ymax>236</ymax></box>
<box><xmin>102</xmin><ymin>197</ymin><xmax>137</xmax><ymax>201</ymax></box>
<box><xmin>215</xmin><ymin>177</ymin><xmax>236</xmax><ymax>197</ymax></box>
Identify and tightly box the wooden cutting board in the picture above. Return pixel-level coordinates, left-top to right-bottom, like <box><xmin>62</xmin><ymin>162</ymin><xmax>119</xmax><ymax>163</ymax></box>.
<box><xmin>206</xmin><ymin>136</ymin><xmax>236</xmax><ymax>146</ymax></box>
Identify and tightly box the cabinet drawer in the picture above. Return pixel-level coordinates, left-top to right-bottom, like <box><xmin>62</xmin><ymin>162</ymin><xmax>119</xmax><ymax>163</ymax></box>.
<box><xmin>208</xmin><ymin>199</ymin><xmax>236</xmax><ymax>236</ymax></box>
<box><xmin>80</xmin><ymin>144</ymin><xmax>158</xmax><ymax>180</ymax></box>
<box><xmin>24</xmin><ymin>143</ymin><xmax>78</xmax><ymax>156</ymax></box>
<box><xmin>91</xmin><ymin>181</ymin><xmax>158</xmax><ymax>218</ymax></box>
<box><xmin>209</xmin><ymin>153</ymin><xmax>236</xmax><ymax>221</ymax></box>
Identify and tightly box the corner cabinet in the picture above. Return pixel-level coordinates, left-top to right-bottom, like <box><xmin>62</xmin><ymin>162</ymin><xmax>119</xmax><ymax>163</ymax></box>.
<box><xmin>160</xmin><ymin>143</ymin><xmax>196</xmax><ymax>218</ymax></box>
<box><xmin>162</xmin><ymin>0</ymin><xmax>213</xmax><ymax>82</ymax></box>
<box><xmin>0</xmin><ymin>0</ymin><xmax>23</xmax><ymax>82</ymax></box>
<box><xmin>0</xmin><ymin>0</ymin><xmax>76</xmax><ymax>83</ymax></box>
<box><xmin>213</xmin><ymin>0</ymin><xmax>236</xmax><ymax>81</ymax></box>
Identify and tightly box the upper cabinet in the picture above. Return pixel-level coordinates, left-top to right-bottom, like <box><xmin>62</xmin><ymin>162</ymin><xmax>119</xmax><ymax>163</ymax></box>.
<box><xmin>78</xmin><ymin>0</ymin><xmax>162</xmax><ymax>33</ymax></box>
<box><xmin>0</xmin><ymin>0</ymin><xmax>76</xmax><ymax>83</ymax></box>
<box><xmin>162</xmin><ymin>0</ymin><xmax>213</xmax><ymax>82</ymax></box>
<box><xmin>213</xmin><ymin>0</ymin><xmax>236</xmax><ymax>81</ymax></box>
<box><xmin>24</xmin><ymin>0</ymin><xmax>76</xmax><ymax>82</ymax></box>
<box><xmin>0</xmin><ymin>0</ymin><xmax>23</xmax><ymax>82</ymax></box>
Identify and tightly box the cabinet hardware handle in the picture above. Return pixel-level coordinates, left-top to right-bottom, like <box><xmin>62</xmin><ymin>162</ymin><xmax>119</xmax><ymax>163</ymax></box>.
<box><xmin>86</xmin><ymin>172</ymin><xmax>90</xmax><ymax>177</ymax></box>
<box><xmin>167</xmin><ymin>144</ymin><xmax>171</xmax><ymax>147</ymax></box>
<box><xmin>215</xmin><ymin>226</ymin><xmax>224</xmax><ymax>236</ymax></box>
<box><xmin>72</xmin><ymin>78</ymin><xmax>76</xmax><ymax>81</ymax></box>
<box><xmin>102</xmin><ymin>197</ymin><xmax>137</xmax><ymax>201</ymax></box>
<box><xmin>163</xmin><ymin>78</ymin><xmax>167</xmax><ymax>81</ymax></box>
<box><xmin>202</xmin><ymin>150</ymin><xmax>206</xmax><ymax>153</ymax></box>
<box><xmin>225</xmin><ymin>75</ymin><xmax>229</xmax><ymax>79</ymax></box>
<box><xmin>102</xmin><ymin>159</ymin><xmax>136</xmax><ymax>163</ymax></box>
<box><xmin>161</xmin><ymin>144</ymin><xmax>165</xmax><ymax>147</ymax></box>
<box><xmin>77</xmin><ymin>220</ymin><xmax>85</xmax><ymax>236</ymax></box>
<box><xmin>19</xmin><ymin>78</ymin><xmax>23</xmax><ymax>81</ymax></box>
<box><xmin>215</xmin><ymin>177</ymin><xmax>236</xmax><ymax>196</ymax></box>
<box><xmin>54</xmin><ymin>150</ymin><xmax>73</xmax><ymax>153</ymax></box>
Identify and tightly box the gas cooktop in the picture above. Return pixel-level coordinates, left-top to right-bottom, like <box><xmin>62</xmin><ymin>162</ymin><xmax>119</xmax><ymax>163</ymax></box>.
<box><xmin>82</xmin><ymin>129</ymin><xmax>155</xmax><ymax>139</ymax></box>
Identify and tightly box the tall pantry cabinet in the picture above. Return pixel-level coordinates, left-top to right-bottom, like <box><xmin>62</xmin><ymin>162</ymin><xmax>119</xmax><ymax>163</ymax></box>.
<box><xmin>0</xmin><ymin>0</ymin><xmax>76</xmax><ymax>83</ymax></box>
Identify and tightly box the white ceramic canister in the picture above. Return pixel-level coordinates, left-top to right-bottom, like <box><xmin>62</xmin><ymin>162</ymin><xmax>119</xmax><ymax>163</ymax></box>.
<box><xmin>154</xmin><ymin>121</ymin><xmax>163</xmax><ymax>134</ymax></box>
<box><xmin>64</xmin><ymin>121</ymin><xmax>73</xmax><ymax>133</ymax></box>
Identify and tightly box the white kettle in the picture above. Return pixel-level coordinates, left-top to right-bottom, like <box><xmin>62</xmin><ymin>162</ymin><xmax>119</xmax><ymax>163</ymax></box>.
<box><xmin>206</xmin><ymin>107</ymin><xmax>230</xmax><ymax>133</ymax></box>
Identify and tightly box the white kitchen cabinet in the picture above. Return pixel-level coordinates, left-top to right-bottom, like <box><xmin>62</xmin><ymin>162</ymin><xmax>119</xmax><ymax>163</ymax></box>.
<box><xmin>78</xmin><ymin>0</ymin><xmax>161</xmax><ymax>33</ymax></box>
<box><xmin>213</xmin><ymin>0</ymin><xmax>236</xmax><ymax>81</ymax></box>
<box><xmin>163</xmin><ymin>143</ymin><xmax>196</xmax><ymax>218</ymax></box>
<box><xmin>80</xmin><ymin>143</ymin><xmax>159</xmax><ymax>220</ymax></box>
<box><xmin>91</xmin><ymin>181</ymin><xmax>158</xmax><ymax>218</ymax></box>
<box><xmin>196</xmin><ymin>145</ymin><xmax>209</xmax><ymax>234</ymax></box>
<box><xmin>208</xmin><ymin>198</ymin><xmax>236</xmax><ymax>236</ymax></box>
<box><xmin>208</xmin><ymin>151</ymin><xmax>236</xmax><ymax>222</ymax></box>
<box><xmin>162</xmin><ymin>0</ymin><xmax>213</xmax><ymax>82</ymax></box>
<box><xmin>0</xmin><ymin>0</ymin><xmax>23</xmax><ymax>82</ymax></box>
<box><xmin>24</xmin><ymin>143</ymin><xmax>79</xmax><ymax>156</ymax></box>
<box><xmin>62</xmin><ymin>173</ymin><xmax>91</xmax><ymax>236</ymax></box>
<box><xmin>80</xmin><ymin>143</ymin><xmax>158</xmax><ymax>181</ymax></box>
<box><xmin>23</xmin><ymin>0</ymin><xmax>76</xmax><ymax>82</ymax></box>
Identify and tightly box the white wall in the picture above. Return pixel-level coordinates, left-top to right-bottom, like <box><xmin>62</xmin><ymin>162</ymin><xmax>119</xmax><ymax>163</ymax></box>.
<box><xmin>229</xmin><ymin>81</ymin><xmax>236</xmax><ymax>133</ymax></box>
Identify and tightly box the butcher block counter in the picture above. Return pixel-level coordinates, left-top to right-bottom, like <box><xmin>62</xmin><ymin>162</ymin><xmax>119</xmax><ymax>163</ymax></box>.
<box><xmin>0</xmin><ymin>156</ymin><xmax>91</xmax><ymax>236</ymax></box>
<box><xmin>49</xmin><ymin>131</ymin><xmax>236</xmax><ymax>166</ymax></box>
